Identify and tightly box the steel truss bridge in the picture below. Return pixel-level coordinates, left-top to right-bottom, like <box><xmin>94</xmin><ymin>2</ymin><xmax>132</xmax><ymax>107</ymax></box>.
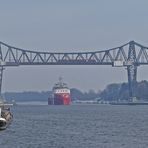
<box><xmin>0</xmin><ymin>40</ymin><xmax>148</xmax><ymax>101</ymax></box>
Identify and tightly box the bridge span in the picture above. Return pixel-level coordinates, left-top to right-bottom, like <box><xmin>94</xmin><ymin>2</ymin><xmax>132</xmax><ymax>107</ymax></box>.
<box><xmin>0</xmin><ymin>40</ymin><xmax>148</xmax><ymax>101</ymax></box>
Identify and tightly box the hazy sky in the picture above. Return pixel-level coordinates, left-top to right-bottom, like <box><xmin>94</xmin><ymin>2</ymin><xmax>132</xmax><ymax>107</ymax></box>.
<box><xmin>0</xmin><ymin>0</ymin><xmax>148</xmax><ymax>92</ymax></box>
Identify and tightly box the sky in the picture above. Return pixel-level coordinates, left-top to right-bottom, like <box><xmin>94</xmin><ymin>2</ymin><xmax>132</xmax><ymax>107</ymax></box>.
<box><xmin>0</xmin><ymin>0</ymin><xmax>148</xmax><ymax>92</ymax></box>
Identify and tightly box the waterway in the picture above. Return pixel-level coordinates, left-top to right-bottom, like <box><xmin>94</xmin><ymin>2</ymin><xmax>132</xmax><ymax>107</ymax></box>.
<box><xmin>0</xmin><ymin>104</ymin><xmax>148</xmax><ymax>148</ymax></box>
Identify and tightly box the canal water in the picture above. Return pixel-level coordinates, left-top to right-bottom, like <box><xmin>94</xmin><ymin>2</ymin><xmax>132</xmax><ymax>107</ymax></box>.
<box><xmin>0</xmin><ymin>104</ymin><xmax>148</xmax><ymax>148</ymax></box>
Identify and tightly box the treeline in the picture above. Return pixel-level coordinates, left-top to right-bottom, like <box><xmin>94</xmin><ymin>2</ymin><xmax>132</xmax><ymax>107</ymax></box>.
<box><xmin>71</xmin><ymin>88</ymin><xmax>100</xmax><ymax>100</ymax></box>
<box><xmin>4</xmin><ymin>80</ymin><xmax>148</xmax><ymax>102</ymax></box>
<box><xmin>100</xmin><ymin>80</ymin><xmax>148</xmax><ymax>101</ymax></box>
<box><xmin>3</xmin><ymin>88</ymin><xmax>100</xmax><ymax>102</ymax></box>
<box><xmin>3</xmin><ymin>91</ymin><xmax>51</xmax><ymax>102</ymax></box>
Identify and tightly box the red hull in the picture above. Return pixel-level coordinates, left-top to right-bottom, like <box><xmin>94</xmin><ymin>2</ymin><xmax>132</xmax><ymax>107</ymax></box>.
<box><xmin>48</xmin><ymin>94</ymin><xmax>71</xmax><ymax>105</ymax></box>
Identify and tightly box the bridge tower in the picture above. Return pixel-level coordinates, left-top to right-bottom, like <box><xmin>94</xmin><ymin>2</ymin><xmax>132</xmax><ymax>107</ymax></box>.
<box><xmin>0</xmin><ymin>67</ymin><xmax>4</xmax><ymax>96</ymax></box>
<box><xmin>0</xmin><ymin>45</ymin><xmax>4</xmax><ymax>96</ymax></box>
<box><xmin>127</xmin><ymin>41</ymin><xmax>138</xmax><ymax>102</ymax></box>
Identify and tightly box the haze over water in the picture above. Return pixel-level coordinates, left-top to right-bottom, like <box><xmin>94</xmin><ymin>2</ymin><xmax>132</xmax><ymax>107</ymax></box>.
<box><xmin>0</xmin><ymin>105</ymin><xmax>148</xmax><ymax>148</ymax></box>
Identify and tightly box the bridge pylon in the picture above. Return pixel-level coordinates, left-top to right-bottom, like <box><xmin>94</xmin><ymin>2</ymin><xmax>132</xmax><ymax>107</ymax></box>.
<box><xmin>0</xmin><ymin>44</ymin><xmax>4</xmax><ymax>96</ymax></box>
<box><xmin>127</xmin><ymin>41</ymin><xmax>138</xmax><ymax>102</ymax></box>
<box><xmin>0</xmin><ymin>66</ymin><xmax>4</xmax><ymax>96</ymax></box>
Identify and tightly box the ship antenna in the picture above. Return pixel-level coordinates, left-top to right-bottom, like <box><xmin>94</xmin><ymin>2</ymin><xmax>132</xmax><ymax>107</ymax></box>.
<box><xmin>59</xmin><ymin>76</ymin><xmax>63</xmax><ymax>86</ymax></box>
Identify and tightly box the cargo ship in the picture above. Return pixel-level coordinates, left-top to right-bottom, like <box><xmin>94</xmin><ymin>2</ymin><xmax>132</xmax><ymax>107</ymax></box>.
<box><xmin>48</xmin><ymin>77</ymin><xmax>71</xmax><ymax>105</ymax></box>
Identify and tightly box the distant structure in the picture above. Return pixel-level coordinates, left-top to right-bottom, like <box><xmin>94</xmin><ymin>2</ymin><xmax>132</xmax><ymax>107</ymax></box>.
<box><xmin>0</xmin><ymin>40</ymin><xmax>148</xmax><ymax>102</ymax></box>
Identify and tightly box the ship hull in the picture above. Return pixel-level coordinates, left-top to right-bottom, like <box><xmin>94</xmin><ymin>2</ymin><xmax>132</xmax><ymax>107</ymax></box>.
<box><xmin>48</xmin><ymin>94</ymin><xmax>71</xmax><ymax>105</ymax></box>
<box><xmin>54</xmin><ymin>94</ymin><xmax>71</xmax><ymax>105</ymax></box>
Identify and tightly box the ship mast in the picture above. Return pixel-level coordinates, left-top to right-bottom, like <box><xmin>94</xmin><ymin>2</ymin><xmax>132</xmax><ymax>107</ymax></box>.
<box><xmin>59</xmin><ymin>76</ymin><xmax>63</xmax><ymax>87</ymax></box>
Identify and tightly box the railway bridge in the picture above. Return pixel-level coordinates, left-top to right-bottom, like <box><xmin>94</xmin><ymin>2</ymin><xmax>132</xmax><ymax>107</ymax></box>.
<box><xmin>0</xmin><ymin>40</ymin><xmax>148</xmax><ymax>101</ymax></box>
